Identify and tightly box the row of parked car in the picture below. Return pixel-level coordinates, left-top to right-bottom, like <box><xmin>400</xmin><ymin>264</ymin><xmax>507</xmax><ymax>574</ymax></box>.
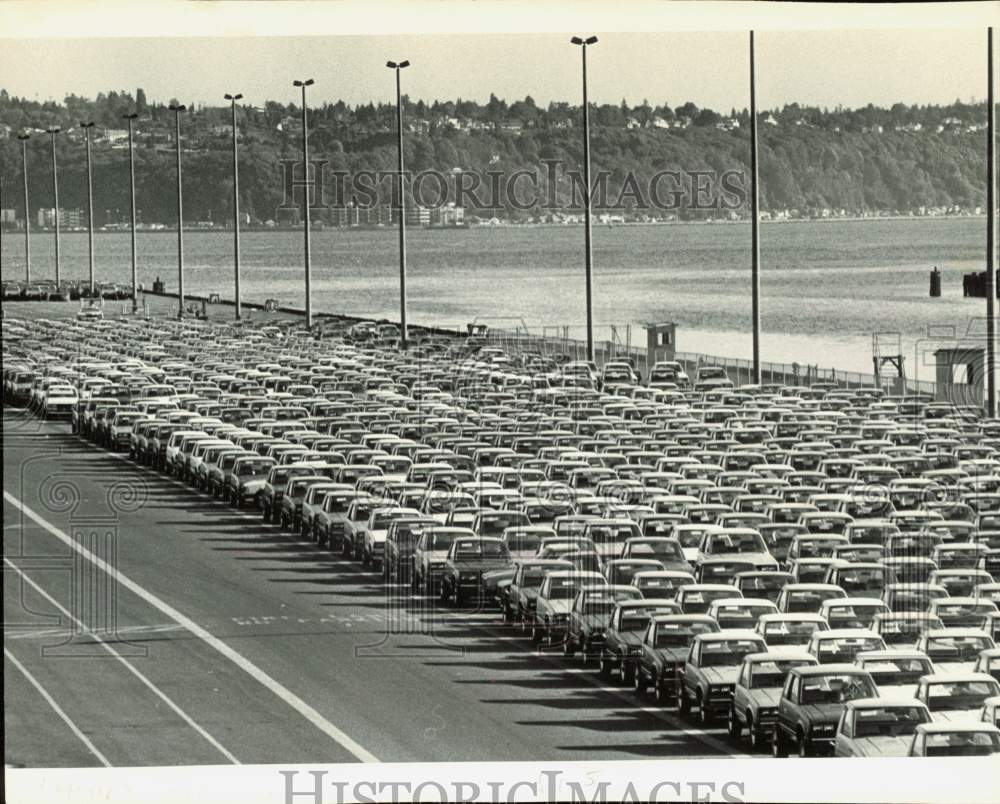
<box><xmin>4</xmin><ymin>311</ymin><xmax>1000</xmax><ymax>758</ymax></box>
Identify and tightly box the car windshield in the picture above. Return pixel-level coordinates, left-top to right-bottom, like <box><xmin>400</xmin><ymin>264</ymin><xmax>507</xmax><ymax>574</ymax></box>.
<box><xmin>583</xmin><ymin>600</ymin><xmax>616</xmax><ymax>617</ymax></box>
<box><xmin>675</xmin><ymin>530</ymin><xmax>705</xmax><ymax>548</ymax></box>
<box><xmin>841</xmin><ymin>570</ymin><xmax>886</xmax><ymax>590</ymax></box>
<box><xmin>864</xmin><ymin>658</ymin><xmax>933</xmax><ymax>683</ymax></box>
<box><xmin>800</xmin><ymin>674</ymin><xmax>876</xmax><ymax>704</ymax></box>
<box><xmin>827</xmin><ymin>604</ymin><xmax>884</xmax><ymax>621</ymax></box>
<box><xmin>424</xmin><ymin>530</ymin><xmax>459</xmax><ymax>551</ymax></box>
<box><xmin>764</xmin><ymin>620</ymin><xmax>822</xmax><ymax>645</ymax></box>
<box><xmin>631</xmin><ymin>541</ymin><xmax>684</xmax><ymax>560</ymax></box>
<box><xmin>924</xmin><ymin>731</ymin><xmax>1000</xmax><ymax>756</ymax></box>
<box><xmin>816</xmin><ymin>637</ymin><xmax>884</xmax><ymax>661</ymax></box>
<box><xmin>741</xmin><ymin>575</ymin><xmax>787</xmax><ymax>592</ymax></box>
<box><xmin>506</xmin><ymin>534</ymin><xmax>542</xmax><ymax>553</ymax></box>
<box><xmin>709</xmin><ymin>533</ymin><xmax>765</xmax><ymax>553</ymax></box>
<box><xmin>480</xmin><ymin>516</ymin><xmax>528</xmax><ymax>537</ymax></box>
<box><xmin>454</xmin><ymin>540</ymin><xmax>510</xmax><ymax>559</ymax></box>
<box><xmin>546</xmin><ymin>578</ymin><xmax>581</xmax><ymax>599</ymax></box>
<box><xmin>750</xmin><ymin>660</ymin><xmax>813</xmax><ymax>688</ymax></box>
<box><xmin>237</xmin><ymin>460</ymin><xmax>273</xmax><ymax>476</ymax></box>
<box><xmin>589</xmin><ymin>526</ymin><xmax>636</xmax><ymax>544</ymax></box>
<box><xmin>655</xmin><ymin>622</ymin><xmax>714</xmax><ymax>647</ymax></box>
<box><xmin>853</xmin><ymin>706</ymin><xmax>928</xmax><ymax>737</ymax></box>
<box><xmin>700</xmin><ymin>639</ymin><xmax>764</xmax><ymax>667</ymax></box>
<box><xmin>926</xmin><ymin>636</ymin><xmax>993</xmax><ymax>661</ymax></box>
<box><xmin>925</xmin><ymin>681</ymin><xmax>1000</xmax><ymax>711</ymax></box>
<box><xmin>785</xmin><ymin>591</ymin><xmax>825</xmax><ymax>612</ymax></box>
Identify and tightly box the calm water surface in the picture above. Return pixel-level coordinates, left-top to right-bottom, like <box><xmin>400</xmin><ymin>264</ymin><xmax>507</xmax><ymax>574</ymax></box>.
<box><xmin>2</xmin><ymin>217</ymin><xmax>991</xmax><ymax>375</ymax></box>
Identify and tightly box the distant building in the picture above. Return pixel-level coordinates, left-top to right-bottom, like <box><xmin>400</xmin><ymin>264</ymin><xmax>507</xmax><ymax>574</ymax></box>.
<box><xmin>99</xmin><ymin>129</ymin><xmax>129</xmax><ymax>144</ymax></box>
<box><xmin>37</xmin><ymin>207</ymin><xmax>83</xmax><ymax>228</ymax></box>
<box><xmin>407</xmin><ymin>205</ymin><xmax>431</xmax><ymax>226</ymax></box>
<box><xmin>1</xmin><ymin>208</ymin><xmax>16</xmax><ymax>223</ymax></box>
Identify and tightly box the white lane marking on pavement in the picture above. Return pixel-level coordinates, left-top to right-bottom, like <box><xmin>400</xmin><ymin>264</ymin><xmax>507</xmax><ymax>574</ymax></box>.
<box><xmin>3</xmin><ymin>491</ymin><xmax>379</xmax><ymax>764</ymax></box>
<box><xmin>4</xmin><ymin>557</ymin><xmax>240</xmax><ymax>765</ymax></box>
<box><xmin>4</xmin><ymin>647</ymin><xmax>112</xmax><ymax>768</ymax></box>
<box><xmin>5</xmin><ymin>622</ymin><xmax>187</xmax><ymax>640</ymax></box>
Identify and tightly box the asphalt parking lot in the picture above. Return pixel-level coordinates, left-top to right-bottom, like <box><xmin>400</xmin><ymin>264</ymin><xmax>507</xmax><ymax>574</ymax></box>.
<box><xmin>3</xmin><ymin>412</ymin><xmax>735</xmax><ymax>767</ymax></box>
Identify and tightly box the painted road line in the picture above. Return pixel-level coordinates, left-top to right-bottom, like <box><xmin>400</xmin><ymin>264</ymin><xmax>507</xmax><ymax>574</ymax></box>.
<box><xmin>5</xmin><ymin>623</ymin><xmax>187</xmax><ymax>640</ymax></box>
<box><xmin>3</xmin><ymin>491</ymin><xmax>380</xmax><ymax>764</ymax></box>
<box><xmin>4</xmin><ymin>647</ymin><xmax>112</xmax><ymax>768</ymax></box>
<box><xmin>4</xmin><ymin>557</ymin><xmax>241</xmax><ymax>765</ymax></box>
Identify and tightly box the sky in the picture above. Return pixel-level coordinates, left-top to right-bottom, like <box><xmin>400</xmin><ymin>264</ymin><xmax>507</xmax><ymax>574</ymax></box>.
<box><xmin>0</xmin><ymin>28</ymin><xmax>993</xmax><ymax>112</ymax></box>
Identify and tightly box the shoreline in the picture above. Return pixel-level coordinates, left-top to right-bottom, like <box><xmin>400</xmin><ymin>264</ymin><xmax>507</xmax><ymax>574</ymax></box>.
<box><xmin>5</xmin><ymin>212</ymin><xmax>986</xmax><ymax>237</ymax></box>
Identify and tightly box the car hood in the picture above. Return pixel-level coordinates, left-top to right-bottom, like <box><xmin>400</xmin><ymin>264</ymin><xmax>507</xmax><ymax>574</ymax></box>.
<box><xmin>747</xmin><ymin>688</ymin><xmax>782</xmax><ymax>708</ymax></box>
<box><xmin>241</xmin><ymin>479</ymin><xmax>267</xmax><ymax>493</ymax></box>
<box><xmin>543</xmin><ymin>599</ymin><xmax>573</xmax><ymax>615</ymax></box>
<box><xmin>700</xmin><ymin>667</ymin><xmax>740</xmax><ymax>685</ymax></box>
<box><xmin>929</xmin><ymin>709</ymin><xmax>983</xmax><ymax>725</ymax></box>
<box><xmin>798</xmin><ymin>703</ymin><xmax>844</xmax><ymax>723</ymax></box>
<box><xmin>849</xmin><ymin>736</ymin><xmax>914</xmax><ymax>757</ymax></box>
<box><xmin>578</xmin><ymin>614</ymin><xmax>609</xmax><ymax>631</ymax></box>
<box><xmin>653</xmin><ymin>646</ymin><xmax>689</xmax><ymax>663</ymax></box>
<box><xmin>618</xmin><ymin>631</ymin><xmax>644</xmax><ymax>647</ymax></box>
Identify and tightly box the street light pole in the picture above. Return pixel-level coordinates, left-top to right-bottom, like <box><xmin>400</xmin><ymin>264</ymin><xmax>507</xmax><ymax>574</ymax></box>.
<box><xmin>169</xmin><ymin>104</ymin><xmax>187</xmax><ymax>319</ymax></box>
<box><xmin>17</xmin><ymin>133</ymin><xmax>30</xmax><ymax>284</ymax></box>
<box><xmin>124</xmin><ymin>112</ymin><xmax>139</xmax><ymax>312</ymax></box>
<box><xmin>293</xmin><ymin>79</ymin><xmax>315</xmax><ymax>329</ymax></box>
<box><xmin>749</xmin><ymin>31</ymin><xmax>762</xmax><ymax>385</ymax></box>
<box><xmin>47</xmin><ymin>127</ymin><xmax>61</xmax><ymax>288</ymax></box>
<box><xmin>225</xmin><ymin>93</ymin><xmax>244</xmax><ymax>320</ymax></box>
<box><xmin>572</xmin><ymin>36</ymin><xmax>598</xmax><ymax>363</ymax></box>
<box><xmin>80</xmin><ymin>122</ymin><xmax>96</xmax><ymax>296</ymax></box>
<box><xmin>987</xmin><ymin>27</ymin><xmax>997</xmax><ymax>417</ymax></box>
<box><xmin>387</xmin><ymin>60</ymin><xmax>411</xmax><ymax>349</ymax></box>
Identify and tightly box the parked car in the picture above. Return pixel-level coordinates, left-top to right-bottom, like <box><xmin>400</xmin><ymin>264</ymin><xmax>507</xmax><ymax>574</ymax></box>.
<box><xmin>772</xmin><ymin>664</ymin><xmax>879</xmax><ymax>757</ymax></box>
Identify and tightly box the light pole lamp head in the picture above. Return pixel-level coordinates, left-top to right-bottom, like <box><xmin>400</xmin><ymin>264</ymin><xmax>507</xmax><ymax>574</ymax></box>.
<box><xmin>571</xmin><ymin>35</ymin><xmax>598</xmax><ymax>46</ymax></box>
<box><xmin>80</xmin><ymin>121</ymin><xmax>95</xmax><ymax>129</ymax></box>
<box><xmin>123</xmin><ymin>112</ymin><xmax>139</xmax><ymax>121</ymax></box>
<box><xmin>387</xmin><ymin>60</ymin><xmax>410</xmax><ymax>69</ymax></box>
<box><xmin>168</xmin><ymin>103</ymin><xmax>187</xmax><ymax>113</ymax></box>
<box><xmin>293</xmin><ymin>79</ymin><xmax>314</xmax><ymax>87</ymax></box>
<box><xmin>16</xmin><ymin>132</ymin><xmax>29</xmax><ymax>141</ymax></box>
<box><xmin>224</xmin><ymin>93</ymin><xmax>243</xmax><ymax>101</ymax></box>
<box><xmin>47</xmin><ymin>126</ymin><xmax>61</xmax><ymax>135</ymax></box>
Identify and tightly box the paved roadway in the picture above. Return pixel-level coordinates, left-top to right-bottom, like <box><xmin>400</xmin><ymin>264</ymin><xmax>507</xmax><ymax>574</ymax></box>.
<box><xmin>3</xmin><ymin>410</ymin><xmax>745</xmax><ymax>767</ymax></box>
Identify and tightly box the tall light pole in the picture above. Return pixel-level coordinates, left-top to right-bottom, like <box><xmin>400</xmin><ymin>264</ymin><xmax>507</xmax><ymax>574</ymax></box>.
<box><xmin>123</xmin><ymin>112</ymin><xmax>139</xmax><ymax>312</ymax></box>
<box><xmin>293</xmin><ymin>79</ymin><xmax>315</xmax><ymax>329</ymax></box>
<box><xmin>224</xmin><ymin>92</ymin><xmax>243</xmax><ymax>320</ymax></box>
<box><xmin>387</xmin><ymin>59</ymin><xmax>411</xmax><ymax>349</ymax></box>
<box><xmin>17</xmin><ymin>132</ymin><xmax>30</xmax><ymax>283</ymax></box>
<box><xmin>571</xmin><ymin>35</ymin><xmax>598</xmax><ymax>363</ymax></box>
<box><xmin>749</xmin><ymin>31</ymin><xmax>762</xmax><ymax>385</ymax></box>
<box><xmin>80</xmin><ymin>121</ymin><xmax>96</xmax><ymax>296</ymax></box>
<box><xmin>47</xmin><ymin>126</ymin><xmax>61</xmax><ymax>288</ymax></box>
<box><xmin>169</xmin><ymin>103</ymin><xmax>187</xmax><ymax>319</ymax></box>
<box><xmin>987</xmin><ymin>27</ymin><xmax>997</xmax><ymax>418</ymax></box>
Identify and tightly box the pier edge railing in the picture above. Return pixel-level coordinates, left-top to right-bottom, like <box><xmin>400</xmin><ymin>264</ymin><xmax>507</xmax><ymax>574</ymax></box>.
<box><xmin>481</xmin><ymin>325</ymin><xmax>940</xmax><ymax>398</ymax></box>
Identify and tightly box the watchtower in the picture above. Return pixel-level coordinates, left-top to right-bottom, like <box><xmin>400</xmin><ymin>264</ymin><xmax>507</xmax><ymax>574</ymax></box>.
<box><xmin>645</xmin><ymin>322</ymin><xmax>678</xmax><ymax>364</ymax></box>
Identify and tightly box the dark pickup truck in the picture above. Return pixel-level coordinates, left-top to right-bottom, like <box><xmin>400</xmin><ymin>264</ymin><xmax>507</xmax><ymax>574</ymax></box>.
<box><xmin>439</xmin><ymin>537</ymin><xmax>514</xmax><ymax>605</ymax></box>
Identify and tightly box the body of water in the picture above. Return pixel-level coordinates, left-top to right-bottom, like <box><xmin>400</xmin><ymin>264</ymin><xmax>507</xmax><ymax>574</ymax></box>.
<box><xmin>2</xmin><ymin>216</ymin><xmax>991</xmax><ymax>376</ymax></box>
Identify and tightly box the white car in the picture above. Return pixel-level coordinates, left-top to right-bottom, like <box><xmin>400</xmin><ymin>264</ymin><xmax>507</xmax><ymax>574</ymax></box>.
<box><xmin>915</xmin><ymin>672</ymin><xmax>1000</xmax><ymax>726</ymax></box>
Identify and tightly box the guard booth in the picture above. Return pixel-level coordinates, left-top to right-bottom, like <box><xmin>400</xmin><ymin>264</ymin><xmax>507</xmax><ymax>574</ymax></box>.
<box><xmin>934</xmin><ymin>345</ymin><xmax>985</xmax><ymax>406</ymax></box>
<box><xmin>645</xmin><ymin>322</ymin><xmax>678</xmax><ymax>365</ymax></box>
